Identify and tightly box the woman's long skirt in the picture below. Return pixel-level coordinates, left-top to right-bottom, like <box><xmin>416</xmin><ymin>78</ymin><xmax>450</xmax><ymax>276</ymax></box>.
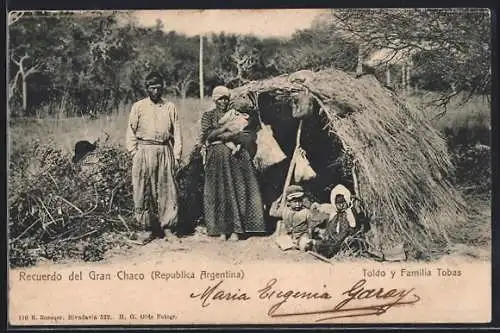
<box><xmin>203</xmin><ymin>143</ymin><xmax>265</xmax><ymax>236</ymax></box>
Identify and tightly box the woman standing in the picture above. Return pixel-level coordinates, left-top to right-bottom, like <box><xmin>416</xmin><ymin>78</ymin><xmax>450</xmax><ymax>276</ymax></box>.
<box><xmin>200</xmin><ymin>86</ymin><xmax>265</xmax><ymax>241</ymax></box>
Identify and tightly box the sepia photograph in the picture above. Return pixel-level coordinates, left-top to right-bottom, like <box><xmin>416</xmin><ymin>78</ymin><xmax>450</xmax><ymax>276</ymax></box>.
<box><xmin>7</xmin><ymin>8</ymin><xmax>492</xmax><ymax>326</ymax></box>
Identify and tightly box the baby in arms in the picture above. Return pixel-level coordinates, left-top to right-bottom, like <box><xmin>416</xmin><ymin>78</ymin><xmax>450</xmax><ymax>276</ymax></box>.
<box><xmin>218</xmin><ymin>109</ymin><xmax>250</xmax><ymax>155</ymax></box>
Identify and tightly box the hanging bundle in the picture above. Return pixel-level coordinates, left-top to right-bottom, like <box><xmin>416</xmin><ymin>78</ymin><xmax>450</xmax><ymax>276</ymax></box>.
<box><xmin>291</xmin><ymin>89</ymin><xmax>314</xmax><ymax>119</ymax></box>
<box><xmin>293</xmin><ymin>147</ymin><xmax>316</xmax><ymax>182</ymax></box>
<box><xmin>250</xmin><ymin>93</ymin><xmax>287</xmax><ymax>172</ymax></box>
<box><xmin>254</xmin><ymin>123</ymin><xmax>287</xmax><ymax>171</ymax></box>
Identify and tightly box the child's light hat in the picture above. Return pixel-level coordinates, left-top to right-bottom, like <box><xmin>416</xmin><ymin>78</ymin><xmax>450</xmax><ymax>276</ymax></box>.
<box><xmin>330</xmin><ymin>184</ymin><xmax>352</xmax><ymax>206</ymax></box>
<box><xmin>286</xmin><ymin>185</ymin><xmax>305</xmax><ymax>201</ymax></box>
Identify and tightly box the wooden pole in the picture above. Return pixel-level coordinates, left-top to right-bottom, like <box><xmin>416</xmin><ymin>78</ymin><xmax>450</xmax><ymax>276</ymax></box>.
<box><xmin>356</xmin><ymin>43</ymin><xmax>364</xmax><ymax>76</ymax></box>
<box><xmin>279</xmin><ymin>120</ymin><xmax>303</xmax><ymax>209</ymax></box>
<box><xmin>199</xmin><ymin>34</ymin><xmax>204</xmax><ymax>100</ymax></box>
<box><xmin>307</xmin><ymin>251</ymin><xmax>333</xmax><ymax>264</ymax></box>
<box><xmin>406</xmin><ymin>64</ymin><xmax>411</xmax><ymax>93</ymax></box>
<box><xmin>401</xmin><ymin>63</ymin><xmax>407</xmax><ymax>91</ymax></box>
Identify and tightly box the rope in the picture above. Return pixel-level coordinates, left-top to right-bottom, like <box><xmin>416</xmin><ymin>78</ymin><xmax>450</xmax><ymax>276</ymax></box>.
<box><xmin>352</xmin><ymin>162</ymin><xmax>360</xmax><ymax>197</ymax></box>
<box><xmin>256</xmin><ymin>108</ymin><xmax>264</xmax><ymax>127</ymax></box>
<box><xmin>351</xmin><ymin>160</ymin><xmax>366</xmax><ymax>215</ymax></box>
<box><xmin>248</xmin><ymin>91</ymin><xmax>264</xmax><ymax>128</ymax></box>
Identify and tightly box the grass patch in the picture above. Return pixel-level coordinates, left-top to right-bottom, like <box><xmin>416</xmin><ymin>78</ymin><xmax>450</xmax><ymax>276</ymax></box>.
<box><xmin>8</xmin><ymin>97</ymin><xmax>213</xmax><ymax>161</ymax></box>
<box><xmin>407</xmin><ymin>93</ymin><xmax>490</xmax><ymax>147</ymax></box>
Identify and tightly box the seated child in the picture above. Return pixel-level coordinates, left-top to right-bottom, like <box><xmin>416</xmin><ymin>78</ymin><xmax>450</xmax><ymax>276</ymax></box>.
<box><xmin>312</xmin><ymin>184</ymin><xmax>357</xmax><ymax>258</ymax></box>
<box><xmin>217</xmin><ymin>109</ymin><xmax>250</xmax><ymax>155</ymax></box>
<box><xmin>269</xmin><ymin>185</ymin><xmax>328</xmax><ymax>251</ymax></box>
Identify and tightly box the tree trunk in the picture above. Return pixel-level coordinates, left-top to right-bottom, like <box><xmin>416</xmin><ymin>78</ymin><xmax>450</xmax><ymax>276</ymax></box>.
<box><xmin>9</xmin><ymin>71</ymin><xmax>21</xmax><ymax>103</ymax></box>
<box><xmin>22</xmin><ymin>75</ymin><xmax>28</xmax><ymax>115</ymax></box>
<box><xmin>385</xmin><ymin>65</ymin><xmax>391</xmax><ymax>86</ymax></box>
<box><xmin>235</xmin><ymin>62</ymin><xmax>244</xmax><ymax>87</ymax></box>
<box><xmin>199</xmin><ymin>35</ymin><xmax>204</xmax><ymax>99</ymax></box>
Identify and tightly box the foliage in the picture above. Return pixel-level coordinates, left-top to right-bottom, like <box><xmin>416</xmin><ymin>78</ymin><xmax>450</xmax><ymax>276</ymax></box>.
<box><xmin>272</xmin><ymin>25</ymin><xmax>358</xmax><ymax>73</ymax></box>
<box><xmin>331</xmin><ymin>8</ymin><xmax>491</xmax><ymax>103</ymax></box>
<box><xmin>8</xmin><ymin>9</ymin><xmax>490</xmax><ymax>116</ymax></box>
<box><xmin>204</xmin><ymin>33</ymin><xmax>282</xmax><ymax>89</ymax></box>
<box><xmin>450</xmin><ymin>144</ymin><xmax>491</xmax><ymax>197</ymax></box>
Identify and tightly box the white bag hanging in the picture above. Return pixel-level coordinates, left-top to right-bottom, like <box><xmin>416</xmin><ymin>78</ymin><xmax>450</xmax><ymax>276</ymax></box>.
<box><xmin>293</xmin><ymin>147</ymin><xmax>316</xmax><ymax>182</ymax></box>
<box><xmin>253</xmin><ymin>107</ymin><xmax>287</xmax><ymax>172</ymax></box>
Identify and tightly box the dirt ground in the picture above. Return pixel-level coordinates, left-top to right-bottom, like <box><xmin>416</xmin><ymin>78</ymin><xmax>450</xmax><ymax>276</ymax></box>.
<box><xmin>88</xmin><ymin>232</ymin><xmax>320</xmax><ymax>266</ymax></box>
<box><xmin>32</xmin><ymin>230</ymin><xmax>490</xmax><ymax>269</ymax></box>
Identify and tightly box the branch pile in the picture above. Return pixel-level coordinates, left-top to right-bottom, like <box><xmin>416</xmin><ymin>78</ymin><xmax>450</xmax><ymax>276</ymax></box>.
<box><xmin>8</xmin><ymin>142</ymin><xmax>137</xmax><ymax>267</ymax></box>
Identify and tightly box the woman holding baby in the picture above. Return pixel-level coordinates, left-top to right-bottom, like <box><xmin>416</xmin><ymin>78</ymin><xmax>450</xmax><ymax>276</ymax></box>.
<box><xmin>200</xmin><ymin>86</ymin><xmax>266</xmax><ymax>241</ymax></box>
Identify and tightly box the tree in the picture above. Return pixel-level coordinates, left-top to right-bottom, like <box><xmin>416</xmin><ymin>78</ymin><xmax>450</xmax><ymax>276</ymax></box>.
<box><xmin>8</xmin><ymin>11</ymin><xmax>133</xmax><ymax>116</ymax></box>
<box><xmin>10</xmin><ymin>53</ymin><xmax>41</xmax><ymax>112</ymax></box>
<box><xmin>270</xmin><ymin>24</ymin><xmax>357</xmax><ymax>74</ymax></box>
<box><xmin>164</xmin><ymin>32</ymin><xmax>199</xmax><ymax>99</ymax></box>
<box><xmin>205</xmin><ymin>34</ymin><xmax>260</xmax><ymax>88</ymax></box>
<box><xmin>8</xmin><ymin>11</ymin><xmax>73</xmax><ymax>115</ymax></box>
<box><xmin>228</xmin><ymin>37</ymin><xmax>258</xmax><ymax>85</ymax></box>
<box><xmin>330</xmin><ymin>8</ymin><xmax>491</xmax><ymax>103</ymax></box>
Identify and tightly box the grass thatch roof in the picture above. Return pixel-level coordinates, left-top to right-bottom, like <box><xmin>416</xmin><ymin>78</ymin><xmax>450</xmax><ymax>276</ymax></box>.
<box><xmin>231</xmin><ymin>69</ymin><xmax>467</xmax><ymax>257</ymax></box>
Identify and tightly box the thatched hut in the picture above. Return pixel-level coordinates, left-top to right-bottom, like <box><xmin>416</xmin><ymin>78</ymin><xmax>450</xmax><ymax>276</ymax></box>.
<box><xmin>226</xmin><ymin>68</ymin><xmax>467</xmax><ymax>258</ymax></box>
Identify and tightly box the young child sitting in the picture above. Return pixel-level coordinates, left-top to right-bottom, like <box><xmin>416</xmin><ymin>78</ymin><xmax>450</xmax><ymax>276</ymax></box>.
<box><xmin>269</xmin><ymin>185</ymin><xmax>329</xmax><ymax>251</ymax></box>
<box><xmin>312</xmin><ymin>184</ymin><xmax>357</xmax><ymax>258</ymax></box>
<box><xmin>217</xmin><ymin>108</ymin><xmax>249</xmax><ymax>155</ymax></box>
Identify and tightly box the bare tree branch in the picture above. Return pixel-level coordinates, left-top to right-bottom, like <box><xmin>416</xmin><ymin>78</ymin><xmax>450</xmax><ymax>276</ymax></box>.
<box><xmin>173</xmin><ymin>70</ymin><xmax>194</xmax><ymax>98</ymax></box>
<box><xmin>11</xmin><ymin>53</ymin><xmax>43</xmax><ymax>77</ymax></box>
<box><xmin>25</xmin><ymin>62</ymin><xmax>42</xmax><ymax>77</ymax></box>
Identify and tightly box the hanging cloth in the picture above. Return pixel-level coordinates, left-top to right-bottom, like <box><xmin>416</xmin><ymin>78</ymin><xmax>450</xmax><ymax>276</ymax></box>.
<box><xmin>252</xmin><ymin>96</ymin><xmax>287</xmax><ymax>172</ymax></box>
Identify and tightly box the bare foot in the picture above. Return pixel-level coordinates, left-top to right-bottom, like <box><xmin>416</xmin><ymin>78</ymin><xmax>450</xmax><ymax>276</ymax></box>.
<box><xmin>141</xmin><ymin>233</ymin><xmax>158</xmax><ymax>245</ymax></box>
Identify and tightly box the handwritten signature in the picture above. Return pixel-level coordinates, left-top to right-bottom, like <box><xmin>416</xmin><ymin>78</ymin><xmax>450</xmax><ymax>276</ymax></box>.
<box><xmin>190</xmin><ymin>278</ymin><xmax>421</xmax><ymax>322</ymax></box>
<box><xmin>266</xmin><ymin>278</ymin><xmax>421</xmax><ymax>321</ymax></box>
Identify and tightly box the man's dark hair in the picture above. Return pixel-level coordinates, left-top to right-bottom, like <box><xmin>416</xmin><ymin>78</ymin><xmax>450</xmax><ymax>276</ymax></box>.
<box><xmin>145</xmin><ymin>71</ymin><xmax>163</xmax><ymax>86</ymax></box>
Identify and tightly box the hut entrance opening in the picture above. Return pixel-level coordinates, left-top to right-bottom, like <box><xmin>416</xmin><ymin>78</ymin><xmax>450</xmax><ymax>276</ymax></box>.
<box><xmin>255</xmin><ymin>92</ymin><xmax>356</xmax><ymax>231</ymax></box>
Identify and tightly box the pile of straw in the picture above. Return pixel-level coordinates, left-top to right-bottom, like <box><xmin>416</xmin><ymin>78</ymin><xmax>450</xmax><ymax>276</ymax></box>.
<box><xmin>232</xmin><ymin>69</ymin><xmax>468</xmax><ymax>257</ymax></box>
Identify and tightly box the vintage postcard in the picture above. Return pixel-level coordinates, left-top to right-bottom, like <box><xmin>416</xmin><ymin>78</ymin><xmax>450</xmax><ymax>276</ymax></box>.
<box><xmin>7</xmin><ymin>8</ymin><xmax>492</xmax><ymax>326</ymax></box>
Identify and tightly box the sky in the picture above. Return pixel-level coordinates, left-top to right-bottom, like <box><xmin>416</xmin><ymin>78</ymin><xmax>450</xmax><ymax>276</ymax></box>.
<box><xmin>131</xmin><ymin>9</ymin><xmax>330</xmax><ymax>38</ymax></box>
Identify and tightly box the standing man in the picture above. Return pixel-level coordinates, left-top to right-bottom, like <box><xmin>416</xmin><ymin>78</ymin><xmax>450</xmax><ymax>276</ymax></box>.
<box><xmin>126</xmin><ymin>72</ymin><xmax>182</xmax><ymax>244</ymax></box>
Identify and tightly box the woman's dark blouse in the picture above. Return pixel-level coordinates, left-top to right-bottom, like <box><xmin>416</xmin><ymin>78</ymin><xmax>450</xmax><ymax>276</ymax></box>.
<box><xmin>200</xmin><ymin>108</ymin><xmax>258</xmax><ymax>158</ymax></box>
